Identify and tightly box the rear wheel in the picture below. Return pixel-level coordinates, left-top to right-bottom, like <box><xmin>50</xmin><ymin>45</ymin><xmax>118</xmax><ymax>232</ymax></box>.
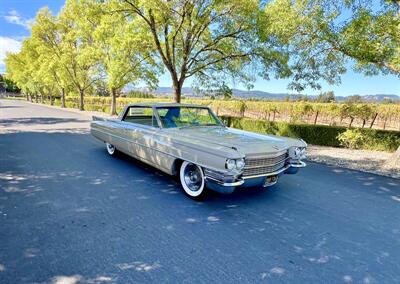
<box><xmin>105</xmin><ymin>143</ymin><xmax>116</xmax><ymax>156</ymax></box>
<box><xmin>179</xmin><ymin>161</ymin><xmax>207</xmax><ymax>199</ymax></box>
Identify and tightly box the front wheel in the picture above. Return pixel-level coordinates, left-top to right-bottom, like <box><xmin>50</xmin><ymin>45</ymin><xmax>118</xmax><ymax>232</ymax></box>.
<box><xmin>179</xmin><ymin>161</ymin><xmax>207</xmax><ymax>199</ymax></box>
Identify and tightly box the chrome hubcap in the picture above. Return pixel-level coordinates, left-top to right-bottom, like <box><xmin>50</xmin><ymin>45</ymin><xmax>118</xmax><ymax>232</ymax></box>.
<box><xmin>183</xmin><ymin>164</ymin><xmax>202</xmax><ymax>192</ymax></box>
<box><xmin>106</xmin><ymin>143</ymin><xmax>115</xmax><ymax>154</ymax></box>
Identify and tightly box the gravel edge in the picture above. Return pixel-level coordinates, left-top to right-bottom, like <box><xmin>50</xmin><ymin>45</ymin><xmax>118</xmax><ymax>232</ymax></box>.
<box><xmin>307</xmin><ymin>145</ymin><xmax>399</xmax><ymax>179</ymax></box>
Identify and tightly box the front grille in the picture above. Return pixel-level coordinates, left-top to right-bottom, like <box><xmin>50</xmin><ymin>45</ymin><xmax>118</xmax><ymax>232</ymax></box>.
<box><xmin>243</xmin><ymin>151</ymin><xmax>288</xmax><ymax>177</ymax></box>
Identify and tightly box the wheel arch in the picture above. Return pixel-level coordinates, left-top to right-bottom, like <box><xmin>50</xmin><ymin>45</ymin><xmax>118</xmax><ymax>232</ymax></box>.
<box><xmin>171</xmin><ymin>158</ymin><xmax>184</xmax><ymax>176</ymax></box>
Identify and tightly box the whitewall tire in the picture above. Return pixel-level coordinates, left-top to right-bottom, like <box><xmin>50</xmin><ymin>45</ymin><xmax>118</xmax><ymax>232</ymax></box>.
<box><xmin>179</xmin><ymin>161</ymin><xmax>207</xmax><ymax>199</ymax></box>
<box><xmin>106</xmin><ymin>143</ymin><xmax>116</xmax><ymax>156</ymax></box>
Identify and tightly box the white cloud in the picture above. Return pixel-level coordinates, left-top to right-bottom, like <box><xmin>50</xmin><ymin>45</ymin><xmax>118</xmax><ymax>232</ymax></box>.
<box><xmin>3</xmin><ymin>10</ymin><xmax>33</xmax><ymax>30</ymax></box>
<box><xmin>0</xmin><ymin>36</ymin><xmax>22</xmax><ymax>72</ymax></box>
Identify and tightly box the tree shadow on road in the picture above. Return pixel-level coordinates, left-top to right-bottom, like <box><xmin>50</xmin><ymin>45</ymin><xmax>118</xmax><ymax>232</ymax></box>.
<box><xmin>0</xmin><ymin>105</ymin><xmax>22</xmax><ymax>109</ymax></box>
<box><xmin>1</xmin><ymin>131</ymin><xmax>400</xmax><ymax>284</ymax></box>
<box><xmin>0</xmin><ymin>117</ymin><xmax>88</xmax><ymax>127</ymax></box>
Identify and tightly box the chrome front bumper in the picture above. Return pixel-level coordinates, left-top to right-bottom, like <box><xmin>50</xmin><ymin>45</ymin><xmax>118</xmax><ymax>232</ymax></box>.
<box><xmin>204</xmin><ymin>161</ymin><xmax>306</xmax><ymax>194</ymax></box>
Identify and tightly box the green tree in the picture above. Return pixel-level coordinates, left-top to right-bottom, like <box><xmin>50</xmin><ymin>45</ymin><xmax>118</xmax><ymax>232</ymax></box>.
<box><xmin>346</xmin><ymin>95</ymin><xmax>363</xmax><ymax>104</ymax></box>
<box><xmin>87</xmin><ymin>0</ymin><xmax>160</xmax><ymax>115</ymax></box>
<box><xmin>6</xmin><ymin>38</ymin><xmax>50</xmax><ymax>103</ymax></box>
<box><xmin>117</xmin><ymin>0</ymin><xmax>267</xmax><ymax>102</ymax></box>
<box><xmin>28</xmin><ymin>9</ymin><xmax>71</xmax><ymax>107</ymax></box>
<box><xmin>215</xmin><ymin>83</ymin><xmax>233</xmax><ymax>100</ymax></box>
<box><xmin>263</xmin><ymin>0</ymin><xmax>399</xmax><ymax>91</ymax></box>
<box><xmin>0</xmin><ymin>75</ymin><xmax>20</xmax><ymax>93</ymax></box>
<box><xmin>316</xmin><ymin>91</ymin><xmax>335</xmax><ymax>103</ymax></box>
<box><xmin>59</xmin><ymin>1</ymin><xmax>104</xmax><ymax>110</ymax></box>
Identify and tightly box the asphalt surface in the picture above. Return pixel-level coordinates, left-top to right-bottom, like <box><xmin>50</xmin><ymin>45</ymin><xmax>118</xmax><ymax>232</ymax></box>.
<box><xmin>1</xmin><ymin>99</ymin><xmax>400</xmax><ymax>284</ymax></box>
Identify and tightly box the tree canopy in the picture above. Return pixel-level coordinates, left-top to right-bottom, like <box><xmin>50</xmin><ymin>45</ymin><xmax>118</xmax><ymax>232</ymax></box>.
<box><xmin>4</xmin><ymin>0</ymin><xmax>399</xmax><ymax>110</ymax></box>
<box><xmin>263</xmin><ymin>0</ymin><xmax>400</xmax><ymax>91</ymax></box>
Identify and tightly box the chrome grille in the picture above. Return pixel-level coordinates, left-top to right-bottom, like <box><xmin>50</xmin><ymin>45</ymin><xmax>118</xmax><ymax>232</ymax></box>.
<box><xmin>243</xmin><ymin>151</ymin><xmax>288</xmax><ymax>177</ymax></box>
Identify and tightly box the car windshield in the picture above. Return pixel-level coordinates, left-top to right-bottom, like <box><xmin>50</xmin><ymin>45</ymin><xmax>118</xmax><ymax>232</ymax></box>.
<box><xmin>156</xmin><ymin>106</ymin><xmax>222</xmax><ymax>128</ymax></box>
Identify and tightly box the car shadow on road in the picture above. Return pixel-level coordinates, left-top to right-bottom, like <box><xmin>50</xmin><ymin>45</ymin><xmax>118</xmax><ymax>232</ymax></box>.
<box><xmin>0</xmin><ymin>117</ymin><xmax>88</xmax><ymax>127</ymax></box>
<box><xmin>0</xmin><ymin>105</ymin><xmax>22</xmax><ymax>109</ymax></box>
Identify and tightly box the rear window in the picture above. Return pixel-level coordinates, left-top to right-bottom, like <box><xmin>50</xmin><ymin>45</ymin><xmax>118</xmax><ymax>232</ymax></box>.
<box><xmin>122</xmin><ymin>107</ymin><xmax>159</xmax><ymax>127</ymax></box>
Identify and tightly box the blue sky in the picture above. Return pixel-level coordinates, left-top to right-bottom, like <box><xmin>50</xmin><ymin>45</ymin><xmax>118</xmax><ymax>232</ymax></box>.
<box><xmin>0</xmin><ymin>0</ymin><xmax>398</xmax><ymax>97</ymax></box>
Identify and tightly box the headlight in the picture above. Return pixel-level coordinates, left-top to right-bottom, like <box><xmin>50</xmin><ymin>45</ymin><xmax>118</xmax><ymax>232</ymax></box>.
<box><xmin>226</xmin><ymin>159</ymin><xmax>236</xmax><ymax>170</ymax></box>
<box><xmin>236</xmin><ymin>158</ymin><xmax>245</xmax><ymax>170</ymax></box>
<box><xmin>225</xmin><ymin>158</ymin><xmax>245</xmax><ymax>171</ymax></box>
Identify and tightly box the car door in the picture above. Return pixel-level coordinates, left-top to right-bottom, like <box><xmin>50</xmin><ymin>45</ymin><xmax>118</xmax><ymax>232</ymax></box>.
<box><xmin>120</xmin><ymin>106</ymin><xmax>160</xmax><ymax>164</ymax></box>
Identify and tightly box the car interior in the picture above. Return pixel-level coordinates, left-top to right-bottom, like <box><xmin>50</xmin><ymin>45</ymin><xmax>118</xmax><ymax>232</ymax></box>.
<box><xmin>122</xmin><ymin>107</ymin><xmax>158</xmax><ymax>127</ymax></box>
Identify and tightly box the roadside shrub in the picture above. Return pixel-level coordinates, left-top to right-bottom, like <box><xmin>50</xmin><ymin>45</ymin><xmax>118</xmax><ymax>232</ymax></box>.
<box><xmin>337</xmin><ymin>129</ymin><xmax>365</xmax><ymax>149</ymax></box>
<box><xmin>221</xmin><ymin>116</ymin><xmax>400</xmax><ymax>152</ymax></box>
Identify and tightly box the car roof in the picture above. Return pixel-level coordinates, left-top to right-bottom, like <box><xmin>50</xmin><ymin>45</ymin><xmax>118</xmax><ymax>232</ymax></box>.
<box><xmin>126</xmin><ymin>102</ymin><xmax>208</xmax><ymax>108</ymax></box>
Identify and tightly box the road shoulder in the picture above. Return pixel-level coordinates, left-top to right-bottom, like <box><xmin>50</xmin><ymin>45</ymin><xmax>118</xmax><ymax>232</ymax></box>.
<box><xmin>307</xmin><ymin>145</ymin><xmax>399</xmax><ymax>179</ymax></box>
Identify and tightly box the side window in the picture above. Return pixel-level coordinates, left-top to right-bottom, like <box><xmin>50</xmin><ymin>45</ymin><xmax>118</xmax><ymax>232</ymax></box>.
<box><xmin>122</xmin><ymin>107</ymin><xmax>159</xmax><ymax>127</ymax></box>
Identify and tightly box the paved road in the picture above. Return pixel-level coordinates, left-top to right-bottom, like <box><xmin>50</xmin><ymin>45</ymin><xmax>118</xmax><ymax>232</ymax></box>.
<box><xmin>1</xmin><ymin>99</ymin><xmax>399</xmax><ymax>284</ymax></box>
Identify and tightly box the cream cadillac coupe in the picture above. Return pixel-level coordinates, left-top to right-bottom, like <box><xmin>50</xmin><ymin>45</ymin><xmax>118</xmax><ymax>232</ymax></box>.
<box><xmin>91</xmin><ymin>103</ymin><xmax>307</xmax><ymax>199</ymax></box>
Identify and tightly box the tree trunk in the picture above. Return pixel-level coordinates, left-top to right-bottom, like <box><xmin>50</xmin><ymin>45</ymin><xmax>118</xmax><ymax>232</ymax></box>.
<box><xmin>79</xmin><ymin>89</ymin><xmax>84</xmax><ymax>111</ymax></box>
<box><xmin>313</xmin><ymin>111</ymin><xmax>319</xmax><ymax>125</ymax></box>
<box><xmin>50</xmin><ymin>93</ymin><xmax>54</xmax><ymax>106</ymax></box>
<box><xmin>35</xmin><ymin>94</ymin><xmax>38</xmax><ymax>103</ymax></box>
<box><xmin>362</xmin><ymin>119</ymin><xmax>366</xmax><ymax>128</ymax></box>
<box><xmin>26</xmin><ymin>93</ymin><xmax>29</xmax><ymax>101</ymax></box>
<box><xmin>172</xmin><ymin>79</ymin><xmax>182</xmax><ymax>103</ymax></box>
<box><xmin>369</xmin><ymin>113</ymin><xmax>378</xmax><ymax>128</ymax></box>
<box><xmin>349</xmin><ymin>117</ymin><xmax>354</xmax><ymax>127</ymax></box>
<box><xmin>111</xmin><ymin>88</ymin><xmax>117</xmax><ymax>115</ymax></box>
<box><xmin>273</xmin><ymin>111</ymin><xmax>276</xmax><ymax>121</ymax></box>
<box><xmin>61</xmin><ymin>88</ymin><xmax>65</xmax><ymax>108</ymax></box>
<box><xmin>40</xmin><ymin>93</ymin><xmax>44</xmax><ymax>104</ymax></box>
<box><xmin>383</xmin><ymin>118</ymin><xmax>387</xmax><ymax>130</ymax></box>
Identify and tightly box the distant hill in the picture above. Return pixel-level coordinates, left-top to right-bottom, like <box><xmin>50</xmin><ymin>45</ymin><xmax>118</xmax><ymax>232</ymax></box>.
<box><xmin>133</xmin><ymin>87</ymin><xmax>400</xmax><ymax>102</ymax></box>
<box><xmin>340</xmin><ymin>94</ymin><xmax>400</xmax><ymax>102</ymax></box>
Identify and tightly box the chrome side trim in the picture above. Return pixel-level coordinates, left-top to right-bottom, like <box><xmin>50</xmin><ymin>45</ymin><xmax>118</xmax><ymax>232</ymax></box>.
<box><xmin>92</xmin><ymin>127</ymin><xmax>230</xmax><ymax>174</ymax></box>
<box><xmin>205</xmin><ymin>176</ymin><xmax>245</xmax><ymax>187</ymax></box>
<box><xmin>243</xmin><ymin>161</ymin><xmax>306</xmax><ymax>179</ymax></box>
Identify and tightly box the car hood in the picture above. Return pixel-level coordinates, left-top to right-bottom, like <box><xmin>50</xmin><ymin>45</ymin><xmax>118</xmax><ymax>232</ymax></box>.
<box><xmin>165</xmin><ymin>126</ymin><xmax>306</xmax><ymax>157</ymax></box>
